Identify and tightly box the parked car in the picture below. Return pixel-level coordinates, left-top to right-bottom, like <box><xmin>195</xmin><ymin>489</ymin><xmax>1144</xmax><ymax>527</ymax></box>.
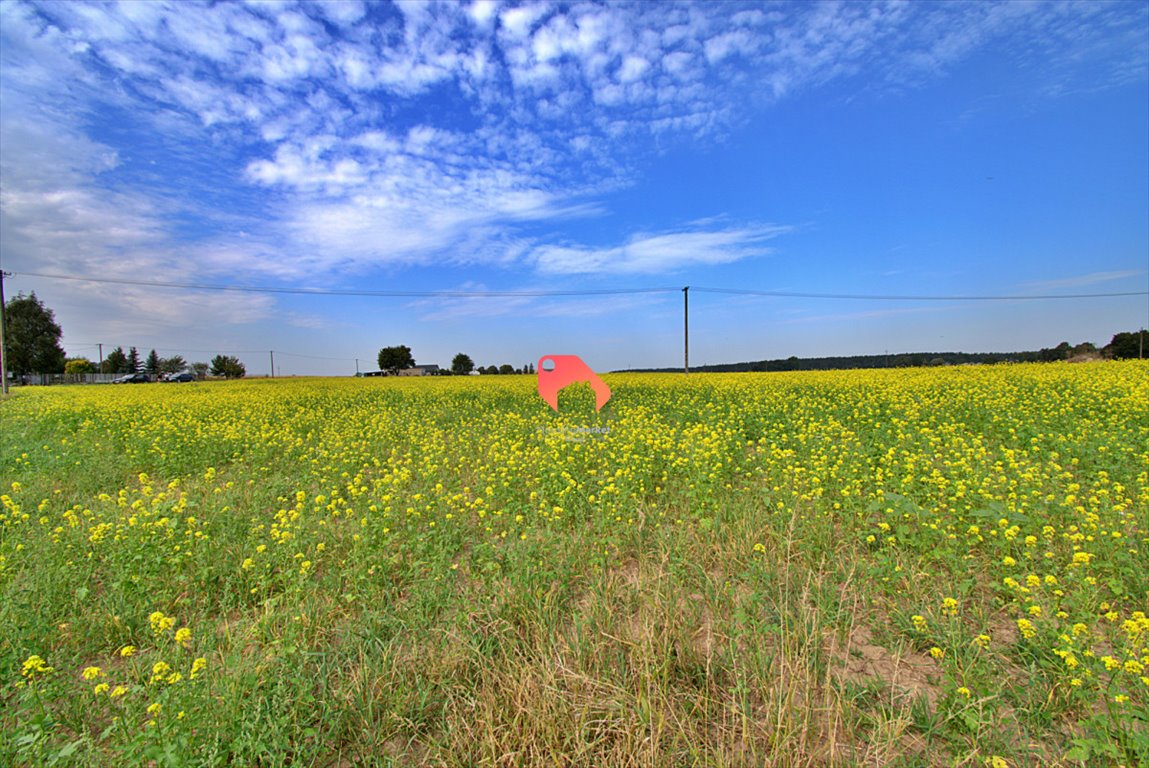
<box><xmin>112</xmin><ymin>373</ymin><xmax>150</xmax><ymax>384</ymax></box>
<box><xmin>167</xmin><ymin>373</ymin><xmax>195</xmax><ymax>382</ymax></box>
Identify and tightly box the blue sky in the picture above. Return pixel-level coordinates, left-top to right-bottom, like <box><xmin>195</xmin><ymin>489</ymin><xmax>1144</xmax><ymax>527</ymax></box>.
<box><xmin>1</xmin><ymin>0</ymin><xmax>1146</xmax><ymax>375</ymax></box>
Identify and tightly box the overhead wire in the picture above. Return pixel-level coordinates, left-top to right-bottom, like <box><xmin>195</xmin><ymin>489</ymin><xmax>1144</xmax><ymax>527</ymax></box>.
<box><xmin>11</xmin><ymin>270</ymin><xmax>1146</xmax><ymax>301</ymax></box>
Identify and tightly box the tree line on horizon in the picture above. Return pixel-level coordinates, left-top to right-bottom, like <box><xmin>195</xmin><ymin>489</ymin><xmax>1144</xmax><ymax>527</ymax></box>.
<box><xmin>4</xmin><ymin>292</ymin><xmax>1145</xmax><ymax>382</ymax></box>
<box><xmin>2</xmin><ymin>292</ymin><xmax>246</xmax><ymax>380</ymax></box>
<box><xmin>634</xmin><ymin>333</ymin><xmax>1146</xmax><ymax>374</ymax></box>
<box><xmin>375</xmin><ymin>346</ymin><xmax>536</xmax><ymax>376</ymax></box>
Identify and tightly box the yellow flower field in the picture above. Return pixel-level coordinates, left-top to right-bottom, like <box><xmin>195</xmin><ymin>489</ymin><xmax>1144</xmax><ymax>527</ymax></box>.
<box><xmin>1</xmin><ymin>363</ymin><xmax>1146</xmax><ymax>766</ymax></box>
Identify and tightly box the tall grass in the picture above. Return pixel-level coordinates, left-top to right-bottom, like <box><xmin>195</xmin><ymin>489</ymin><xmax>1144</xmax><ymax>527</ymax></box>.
<box><xmin>1</xmin><ymin>363</ymin><xmax>1146</xmax><ymax>766</ymax></box>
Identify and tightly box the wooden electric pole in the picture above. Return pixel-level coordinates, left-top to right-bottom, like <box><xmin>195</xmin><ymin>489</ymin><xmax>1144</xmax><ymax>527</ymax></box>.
<box><xmin>683</xmin><ymin>286</ymin><xmax>689</xmax><ymax>374</ymax></box>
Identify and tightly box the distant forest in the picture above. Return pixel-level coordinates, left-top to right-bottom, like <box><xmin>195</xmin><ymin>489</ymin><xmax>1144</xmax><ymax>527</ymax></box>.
<box><xmin>626</xmin><ymin>331</ymin><xmax>1145</xmax><ymax>374</ymax></box>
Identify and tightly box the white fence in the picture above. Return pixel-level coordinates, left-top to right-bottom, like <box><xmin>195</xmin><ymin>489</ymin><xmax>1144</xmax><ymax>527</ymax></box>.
<box><xmin>8</xmin><ymin>373</ymin><xmax>122</xmax><ymax>386</ymax></box>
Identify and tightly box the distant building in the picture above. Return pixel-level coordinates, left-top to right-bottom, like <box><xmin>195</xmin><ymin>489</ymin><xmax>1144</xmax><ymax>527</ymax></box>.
<box><xmin>398</xmin><ymin>365</ymin><xmax>440</xmax><ymax>376</ymax></box>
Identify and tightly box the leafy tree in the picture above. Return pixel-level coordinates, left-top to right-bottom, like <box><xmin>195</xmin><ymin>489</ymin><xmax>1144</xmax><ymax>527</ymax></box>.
<box><xmin>127</xmin><ymin>347</ymin><xmax>141</xmax><ymax>373</ymax></box>
<box><xmin>1107</xmin><ymin>331</ymin><xmax>1144</xmax><ymax>360</ymax></box>
<box><xmin>103</xmin><ymin>347</ymin><xmax>129</xmax><ymax>373</ymax></box>
<box><xmin>499</xmin><ymin>364</ymin><xmax>515</xmax><ymax>375</ymax></box>
<box><xmin>377</xmin><ymin>345</ymin><xmax>414</xmax><ymax>374</ymax></box>
<box><xmin>2</xmin><ymin>292</ymin><xmax>66</xmax><ymax>375</ymax></box>
<box><xmin>160</xmin><ymin>355</ymin><xmax>187</xmax><ymax>374</ymax></box>
<box><xmin>451</xmin><ymin>353</ymin><xmax>474</xmax><ymax>375</ymax></box>
<box><xmin>145</xmin><ymin>349</ymin><xmax>162</xmax><ymax>376</ymax></box>
<box><xmin>190</xmin><ymin>362</ymin><xmax>209</xmax><ymax>380</ymax></box>
<box><xmin>210</xmin><ymin>354</ymin><xmax>246</xmax><ymax>379</ymax></box>
<box><xmin>65</xmin><ymin>358</ymin><xmax>94</xmax><ymax>374</ymax></box>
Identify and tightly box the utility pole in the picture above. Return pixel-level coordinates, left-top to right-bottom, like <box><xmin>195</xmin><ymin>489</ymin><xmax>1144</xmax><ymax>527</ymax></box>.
<box><xmin>98</xmin><ymin>343</ymin><xmax>103</xmax><ymax>374</ymax></box>
<box><xmin>269</xmin><ymin>350</ymin><xmax>275</xmax><ymax>378</ymax></box>
<box><xmin>683</xmin><ymin>286</ymin><xmax>690</xmax><ymax>374</ymax></box>
<box><xmin>0</xmin><ymin>269</ymin><xmax>8</xmax><ymax>396</ymax></box>
<box><xmin>355</xmin><ymin>358</ymin><xmax>360</xmax><ymax>375</ymax></box>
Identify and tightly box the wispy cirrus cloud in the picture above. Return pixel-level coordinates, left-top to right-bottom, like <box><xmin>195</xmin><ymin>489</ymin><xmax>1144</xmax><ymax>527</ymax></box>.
<box><xmin>1023</xmin><ymin>270</ymin><xmax>1145</xmax><ymax>292</ymax></box>
<box><xmin>533</xmin><ymin>224</ymin><xmax>794</xmax><ymax>275</ymax></box>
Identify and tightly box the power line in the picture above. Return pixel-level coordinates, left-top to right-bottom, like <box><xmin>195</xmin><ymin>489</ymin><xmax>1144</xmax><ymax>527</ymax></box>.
<box><xmin>692</xmin><ymin>287</ymin><xmax>1149</xmax><ymax>301</ymax></box>
<box><xmin>11</xmin><ymin>270</ymin><xmax>1146</xmax><ymax>301</ymax></box>
<box><xmin>11</xmin><ymin>272</ymin><xmax>677</xmax><ymax>297</ymax></box>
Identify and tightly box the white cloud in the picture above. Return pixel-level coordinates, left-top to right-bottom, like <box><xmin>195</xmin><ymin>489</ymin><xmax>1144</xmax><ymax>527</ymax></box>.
<box><xmin>617</xmin><ymin>55</ymin><xmax>650</xmax><ymax>83</ymax></box>
<box><xmin>312</xmin><ymin>0</ymin><xmax>366</xmax><ymax>27</ymax></box>
<box><xmin>1023</xmin><ymin>270</ymin><xmax>1145</xmax><ymax>292</ymax></box>
<box><xmin>532</xmin><ymin>224</ymin><xmax>794</xmax><ymax>275</ymax></box>
<box><xmin>3</xmin><ymin>0</ymin><xmax>1145</xmax><ymax>307</ymax></box>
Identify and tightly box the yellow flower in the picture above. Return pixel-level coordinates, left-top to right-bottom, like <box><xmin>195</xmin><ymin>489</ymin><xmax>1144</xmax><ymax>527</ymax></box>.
<box><xmin>119</xmin><ymin>645</ymin><xmax>136</xmax><ymax>657</ymax></box>
<box><xmin>1123</xmin><ymin>660</ymin><xmax>1144</xmax><ymax>675</ymax></box>
<box><xmin>241</xmin><ymin>558</ymin><xmax>254</xmax><ymax>570</ymax></box>
<box><xmin>987</xmin><ymin>757</ymin><xmax>1008</xmax><ymax>768</ymax></box>
<box><xmin>974</xmin><ymin>634</ymin><xmax>990</xmax><ymax>649</ymax></box>
<box><xmin>93</xmin><ymin>683</ymin><xmax>110</xmax><ymax>695</ymax></box>
<box><xmin>1114</xmin><ymin>694</ymin><xmax>1129</xmax><ymax>704</ymax></box>
<box><xmin>110</xmin><ymin>685</ymin><xmax>129</xmax><ymax>698</ymax></box>
<box><xmin>957</xmin><ymin>686</ymin><xmax>971</xmax><ymax>697</ymax></box>
<box><xmin>149</xmin><ymin>661</ymin><xmax>171</xmax><ymax>684</ymax></box>
<box><xmin>165</xmin><ymin>672</ymin><xmax>183</xmax><ymax>685</ymax></box>
<box><xmin>929</xmin><ymin>646</ymin><xmax>945</xmax><ymax>659</ymax></box>
<box><xmin>1002</xmin><ymin>556</ymin><xmax>1016</xmax><ymax>567</ymax></box>
<box><xmin>941</xmin><ymin>597</ymin><xmax>958</xmax><ymax>617</ymax></box>
<box><xmin>149</xmin><ymin>611</ymin><xmax>175</xmax><ymax>636</ymax></box>
<box><xmin>175</xmin><ymin>627</ymin><xmax>192</xmax><ymax>647</ymax></box>
<box><xmin>1017</xmin><ymin>618</ymin><xmax>1036</xmax><ymax>639</ymax></box>
<box><xmin>190</xmin><ymin>657</ymin><xmax>207</xmax><ymax>679</ymax></box>
<box><xmin>1027</xmin><ymin>605</ymin><xmax>1042</xmax><ymax>617</ymax></box>
<box><xmin>911</xmin><ymin>615</ymin><xmax>929</xmax><ymax>632</ymax></box>
<box><xmin>81</xmin><ymin>666</ymin><xmax>102</xmax><ymax>680</ymax></box>
<box><xmin>1101</xmin><ymin>656</ymin><xmax>1120</xmax><ymax>671</ymax></box>
<box><xmin>146</xmin><ymin>702</ymin><xmax>162</xmax><ymax>716</ymax></box>
<box><xmin>21</xmin><ymin>655</ymin><xmax>53</xmax><ymax>679</ymax></box>
<box><xmin>753</xmin><ymin>542</ymin><xmax>766</xmax><ymax>554</ymax></box>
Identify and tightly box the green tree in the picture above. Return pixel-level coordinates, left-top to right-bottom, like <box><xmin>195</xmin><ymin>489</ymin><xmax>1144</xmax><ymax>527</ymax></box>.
<box><xmin>451</xmin><ymin>353</ymin><xmax>474</xmax><ymax>375</ymax></box>
<box><xmin>190</xmin><ymin>361</ymin><xmax>209</xmax><ymax>380</ymax></box>
<box><xmin>65</xmin><ymin>358</ymin><xmax>95</xmax><ymax>374</ymax></box>
<box><xmin>145</xmin><ymin>349</ymin><xmax>162</xmax><ymax>376</ymax></box>
<box><xmin>103</xmin><ymin>347</ymin><xmax>129</xmax><ymax>373</ymax></box>
<box><xmin>1107</xmin><ymin>331</ymin><xmax>1144</xmax><ymax>360</ymax></box>
<box><xmin>210</xmin><ymin>355</ymin><xmax>246</xmax><ymax>379</ymax></box>
<box><xmin>127</xmin><ymin>347</ymin><xmax>141</xmax><ymax>373</ymax></box>
<box><xmin>2</xmin><ymin>292</ymin><xmax>67</xmax><ymax>375</ymax></box>
<box><xmin>377</xmin><ymin>345</ymin><xmax>414</xmax><ymax>374</ymax></box>
<box><xmin>498</xmin><ymin>364</ymin><xmax>515</xmax><ymax>375</ymax></box>
<box><xmin>160</xmin><ymin>355</ymin><xmax>187</xmax><ymax>375</ymax></box>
